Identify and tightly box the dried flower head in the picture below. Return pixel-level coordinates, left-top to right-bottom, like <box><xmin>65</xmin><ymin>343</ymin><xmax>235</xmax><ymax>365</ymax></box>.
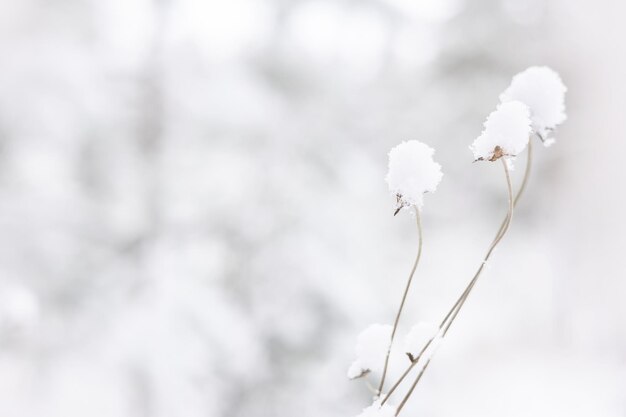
<box><xmin>499</xmin><ymin>66</ymin><xmax>567</xmax><ymax>144</ymax></box>
<box><xmin>385</xmin><ymin>140</ymin><xmax>443</xmax><ymax>213</ymax></box>
<box><xmin>470</xmin><ymin>101</ymin><xmax>532</xmax><ymax>163</ymax></box>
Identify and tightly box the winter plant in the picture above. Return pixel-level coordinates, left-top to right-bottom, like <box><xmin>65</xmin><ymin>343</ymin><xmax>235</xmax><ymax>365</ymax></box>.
<box><xmin>349</xmin><ymin>66</ymin><xmax>567</xmax><ymax>416</ymax></box>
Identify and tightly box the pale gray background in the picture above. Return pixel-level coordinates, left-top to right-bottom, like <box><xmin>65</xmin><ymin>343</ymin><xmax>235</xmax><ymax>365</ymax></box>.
<box><xmin>0</xmin><ymin>0</ymin><xmax>624</xmax><ymax>416</ymax></box>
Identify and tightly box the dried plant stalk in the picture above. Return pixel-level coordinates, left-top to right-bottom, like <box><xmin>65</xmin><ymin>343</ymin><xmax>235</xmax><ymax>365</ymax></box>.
<box><xmin>377</xmin><ymin>206</ymin><xmax>423</xmax><ymax>396</ymax></box>
<box><xmin>381</xmin><ymin>144</ymin><xmax>531</xmax><ymax>412</ymax></box>
<box><xmin>394</xmin><ymin>157</ymin><xmax>514</xmax><ymax>416</ymax></box>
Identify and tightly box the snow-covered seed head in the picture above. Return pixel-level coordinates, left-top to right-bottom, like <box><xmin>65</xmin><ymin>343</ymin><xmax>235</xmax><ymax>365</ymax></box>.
<box><xmin>403</xmin><ymin>322</ymin><xmax>438</xmax><ymax>359</ymax></box>
<box><xmin>355</xmin><ymin>401</ymin><xmax>396</xmax><ymax>417</ymax></box>
<box><xmin>499</xmin><ymin>66</ymin><xmax>567</xmax><ymax>144</ymax></box>
<box><xmin>347</xmin><ymin>324</ymin><xmax>392</xmax><ymax>380</ymax></box>
<box><xmin>470</xmin><ymin>101</ymin><xmax>532</xmax><ymax>163</ymax></box>
<box><xmin>385</xmin><ymin>140</ymin><xmax>443</xmax><ymax>213</ymax></box>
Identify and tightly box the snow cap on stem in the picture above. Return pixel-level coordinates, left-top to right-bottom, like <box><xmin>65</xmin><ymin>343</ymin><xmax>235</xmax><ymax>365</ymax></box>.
<box><xmin>385</xmin><ymin>140</ymin><xmax>443</xmax><ymax>213</ymax></box>
<box><xmin>470</xmin><ymin>101</ymin><xmax>532</xmax><ymax>163</ymax></box>
<box><xmin>404</xmin><ymin>322</ymin><xmax>438</xmax><ymax>358</ymax></box>
<box><xmin>347</xmin><ymin>324</ymin><xmax>392</xmax><ymax>379</ymax></box>
<box><xmin>500</xmin><ymin>66</ymin><xmax>567</xmax><ymax>145</ymax></box>
<box><xmin>355</xmin><ymin>400</ymin><xmax>396</xmax><ymax>417</ymax></box>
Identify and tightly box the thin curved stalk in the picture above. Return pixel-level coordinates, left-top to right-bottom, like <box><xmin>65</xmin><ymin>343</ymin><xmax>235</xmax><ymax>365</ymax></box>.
<box><xmin>444</xmin><ymin>141</ymin><xmax>531</xmax><ymax>330</ymax></box>
<box><xmin>393</xmin><ymin>158</ymin><xmax>514</xmax><ymax>416</ymax></box>
<box><xmin>442</xmin><ymin>157</ymin><xmax>514</xmax><ymax>336</ymax></box>
<box><xmin>377</xmin><ymin>206</ymin><xmax>423</xmax><ymax>396</ymax></box>
<box><xmin>440</xmin><ymin>139</ymin><xmax>531</xmax><ymax>335</ymax></box>
<box><xmin>492</xmin><ymin>139</ymin><xmax>532</xmax><ymax>245</ymax></box>
<box><xmin>380</xmin><ymin>147</ymin><xmax>531</xmax><ymax>405</ymax></box>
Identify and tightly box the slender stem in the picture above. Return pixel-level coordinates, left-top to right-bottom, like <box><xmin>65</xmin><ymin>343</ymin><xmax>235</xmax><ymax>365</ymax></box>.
<box><xmin>364</xmin><ymin>376</ymin><xmax>378</xmax><ymax>395</ymax></box>
<box><xmin>380</xmin><ymin>333</ymin><xmax>434</xmax><ymax>406</ymax></box>
<box><xmin>492</xmin><ymin>139</ymin><xmax>532</xmax><ymax>245</ymax></box>
<box><xmin>395</xmin><ymin>359</ymin><xmax>432</xmax><ymax>415</ymax></box>
<box><xmin>380</xmin><ymin>147</ymin><xmax>532</xmax><ymax>404</ymax></box>
<box><xmin>515</xmin><ymin>140</ymin><xmax>533</xmax><ymax>209</ymax></box>
<box><xmin>377</xmin><ymin>206</ymin><xmax>423</xmax><ymax>395</ymax></box>
<box><xmin>439</xmin><ymin>140</ymin><xmax>531</xmax><ymax>333</ymax></box>
<box><xmin>442</xmin><ymin>157</ymin><xmax>514</xmax><ymax>336</ymax></box>
<box><xmin>393</xmin><ymin>158</ymin><xmax>515</xmax><ymax>416</ymax></box>
<box><xmin>445</xmin><ymin>141</ymin><xmax>531</xmax><ymax>325</ymax></box>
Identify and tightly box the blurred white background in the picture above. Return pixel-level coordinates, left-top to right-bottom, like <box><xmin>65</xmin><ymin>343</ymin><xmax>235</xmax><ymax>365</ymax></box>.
<box><xmin>0</xmin><ymin>0</ymin><xmax>624</xmax><ymax>416</ymax></box>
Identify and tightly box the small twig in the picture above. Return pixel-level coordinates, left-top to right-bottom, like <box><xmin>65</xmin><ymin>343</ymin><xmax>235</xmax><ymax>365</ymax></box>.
<box><xmin>377</xmin><ymin>206</ymin><xmax>423</xmax><ymax>395</ymax></box>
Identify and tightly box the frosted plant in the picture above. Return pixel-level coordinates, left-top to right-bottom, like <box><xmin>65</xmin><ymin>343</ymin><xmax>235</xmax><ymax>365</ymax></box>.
<box><xmin>403</xmin><ymin>322</ymin><xmax>438</xmax><ymax>361</ymax></box>
<box><xmin>348</xmin><ymin>324</ymin><xmax>393</xmax><ymax>379</ymax></box>
<box><xmin>385</xmin><ymin>140</ymin><xmax>443</xmax><ymax>214</ymax></box>
<box><xmin>500</xmin><ymin>66</ymin><xmax>567</xmax><ymax>145</ymax></box>
<box><xmin>367</xmin><ymin>140</ymin><xmax>443</xmax><ymax>397</ymax></box>
<box><xmin>355</xmin><ymin>401</ymin><xmax>396</xmax><ymax>417</ymax></box>
<box><xmin>349</xmin><ymin>67</ymin><xmax>567</xmax><ymax>416</ymax></box>
<box><xmin>470</xmin><ymin>101</ymin><xmax>532</xmax><ymax>163</ymax></box>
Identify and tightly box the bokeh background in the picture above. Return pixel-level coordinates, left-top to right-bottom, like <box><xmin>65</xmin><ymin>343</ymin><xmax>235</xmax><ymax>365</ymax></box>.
<box><xmin>0</xmin><ymin>0</ymin><xmax>624</xmax><ymax>416</ymax></box>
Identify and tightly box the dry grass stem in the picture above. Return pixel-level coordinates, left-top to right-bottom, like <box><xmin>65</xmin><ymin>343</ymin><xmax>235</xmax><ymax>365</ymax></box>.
<box><xmin>377</xmin><ymin>206</ymin><xmax>423</xmax><ymax>396</ymax></box>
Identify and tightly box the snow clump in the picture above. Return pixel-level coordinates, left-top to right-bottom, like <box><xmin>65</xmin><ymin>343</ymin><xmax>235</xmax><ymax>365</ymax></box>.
<box><xmin>470</xmin><ymin>101</ymin><xmax>532</xmax><ymax>163</ymax></box>
<box><xmin>499</xmin><ymin>66</ymin><xmax>567</xmax><ymax>144</ymax></box>
<box><xmin>404</xmin><ymin>322</ymin><xmax>439</xmax><ymax>358</ymax></box>
<box><xmin>347</xmin><ymin>324</ymin><xmax>392</xmax><ymax>379</ymax></box>
<box><xmin>385</xmin><ymin>140</ymin><xmax>443</xmax><ymax>212</ymax></box>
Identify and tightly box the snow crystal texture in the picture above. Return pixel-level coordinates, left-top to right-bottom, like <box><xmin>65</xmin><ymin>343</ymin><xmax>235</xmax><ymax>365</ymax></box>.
<box><xmin>385</xmin><ymin>140</ymin><xmax>442</xmax><ymax>210</ymax></box>
<box><xmin>404</xmin><ymin>322</ymin><xmax>438</xmax><ymax>356</ymax></box>
<box><xmin>347</xmin><ymin>324</ymin><xmax>392</xmax><ymax>379</ymax></box>
<box><xmin>470</xmin><ymin>101</ymin><xmax>532</xmax><ymax>162</ymax></box>
<box><xmin>500</xmin><ymin>66</ymin><xmax>567</xmax><ymax>142</ymax></box>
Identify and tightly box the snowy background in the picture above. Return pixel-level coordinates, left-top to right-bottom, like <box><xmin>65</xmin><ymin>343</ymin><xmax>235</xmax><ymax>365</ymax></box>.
<box><xmin>0</xmin><ymin>0</ymin><xmax>625</xmax><ymax>416</ymax></box>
